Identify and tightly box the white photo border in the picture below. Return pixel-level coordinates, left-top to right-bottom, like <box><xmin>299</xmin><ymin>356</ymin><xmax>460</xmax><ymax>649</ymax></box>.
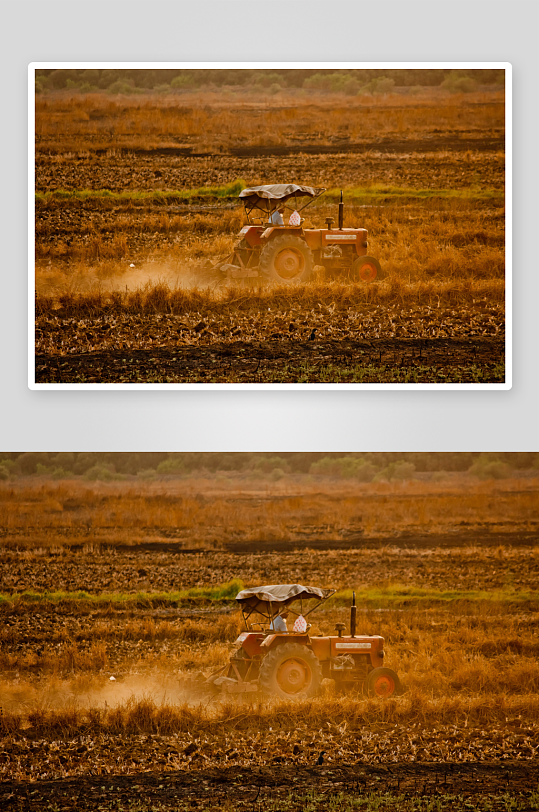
<box><xmin>29</xmin><ymin>61</ymin><xmax>512</xmax><ymax>391</ymax></box>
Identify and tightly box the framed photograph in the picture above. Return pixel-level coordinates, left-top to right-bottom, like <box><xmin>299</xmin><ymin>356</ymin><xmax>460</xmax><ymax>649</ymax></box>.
<box><xmin>30</xmin><ymin>63</ymin><xmax>511</xmax><ymax>388</ymax></box>
<box><xmin>2</xmin><ymin>451</ymin><xmax>537</xmax><ymax>806</ymax></box>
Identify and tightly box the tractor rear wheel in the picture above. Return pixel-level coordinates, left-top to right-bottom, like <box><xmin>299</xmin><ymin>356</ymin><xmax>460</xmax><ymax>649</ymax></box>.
<box><xmin>352</xmin><ymin>256</ymin><xmax>384</xmax><ymax>283</ymax></box>
<box><xmin>365</xmin><ymin>667</ymin><xmax>401</xmax><ymax>698</ymax></box>
<box><xmin>259</xmin><ymin>235</ymin><xmax>314</xmax><ymax>284</ymax></box>
<box><xmin>259</xmin><ymin>643</ymin><xmax>322</xmax><ymax>700</ymax></box>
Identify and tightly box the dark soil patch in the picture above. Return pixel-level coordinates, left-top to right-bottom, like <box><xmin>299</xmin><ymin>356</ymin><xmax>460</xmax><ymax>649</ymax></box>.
<box><xmin>34</xmin><ymin>336</ymin><xmax>505</xmax><ymax>384</ymax></box>
<box><xmin>79</xmin><ymin>133</ymin><xmax>504</xmax><ymax>158</ymax></box>
<box><xmin>228</xmin><ymin>134</ymin><xmax>505</xmax><ymax>157</ymax></box>
<box><xmin>1</xmin><ymin>762</ymin><xmax>536</xmax><ymax>810</ymax></box>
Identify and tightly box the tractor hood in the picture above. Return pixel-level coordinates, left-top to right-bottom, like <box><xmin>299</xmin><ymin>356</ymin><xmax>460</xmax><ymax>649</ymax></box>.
<box><xmin>235</xmin><ymin>584</ymin><xmax>333</xmax><ymax>612</ymax></box>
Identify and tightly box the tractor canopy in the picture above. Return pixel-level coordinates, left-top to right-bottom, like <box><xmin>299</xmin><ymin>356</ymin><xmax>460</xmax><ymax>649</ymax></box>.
<box><xmin>239</xmin><ymin>185</ymin><xmax>325</xmax><ymax>218</ymax></box>
<box><xmin>236</xmin><ymin>584</ymin><xmax>335</xmax><ymax>623</ymax></box>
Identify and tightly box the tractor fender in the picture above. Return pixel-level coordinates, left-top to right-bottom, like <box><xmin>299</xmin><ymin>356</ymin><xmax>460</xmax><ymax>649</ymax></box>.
<box><xmin>261</xmin><ymin>634</ymin><xmax>311</xmax><ymax>649</ymax></box>
<box><xmin>260</xmin><ymin>226</ymin><xmax>304</xmax><ymax>241</ymax></box>
<box><xmin>238</xmin><ymin>225</ymin><xmax>264</xmax><ymax>247</ymax></box>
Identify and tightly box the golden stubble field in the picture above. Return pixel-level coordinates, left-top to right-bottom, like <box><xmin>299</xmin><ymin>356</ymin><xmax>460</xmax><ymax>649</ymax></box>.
<box><xmin>34</xmin><ymin>85</ymin><xmax>506</xmax><ymax>383</ymax></box>
<box><xmin>1</xmin><ymin>473</ymin><xmax>538</xmax><ymax>809</ymax></box>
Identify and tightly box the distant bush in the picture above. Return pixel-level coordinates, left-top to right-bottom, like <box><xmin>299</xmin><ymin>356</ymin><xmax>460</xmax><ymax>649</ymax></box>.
<box><xmin>138</xmin><ymin>468</ymin><xmax>157</xmax><ymax>481</ymax></box>
<box><xmin>343</xmin><ymin>78</ymin><xmax>361</xmax><ymax>96</ymax></box>
<box><xmin>441</xmin><ymin>72</ymin><xmax>477</xmax><ymax>93</ymax></box>
<box><xmin>375</xmin><ymin>77</ymin><xmax>395</xmax><ymax>94</ymax></box>
<box><xmin>469</xmin><ymin>457</ymin><xmax>511</xmax><ymax>480</ymax></box>
<box><xmin>107</xmin><ymin>80</ymin><xmax>135</xmax><ymax>95</ymax></box>
<box><xmin>268</xmin><ymin>83</ymin><xmax>281</xmax><ymax>95</ymax></box>
<box><xmin>83</xmin><ymin>464</ymin><xmax>125</xmax><ymax>482</ymax></box>
<box><xmin>156</xmin><ymin>458</ymin><xmax>187</xmax><ymax>475</ymax></box>
<box><xmin>374</xmin><ymin>461</ymin><xmax>416</xmax><ymax>482</ymax></box>
<box><xmin>171</xmin><ymin>75</ymin><xmax>195</xmax><ymax>89</ymax></box>
<box><xmin>14</xmin><ymin>453</ymin><xmax>42</xmax><ymax>476</ymax></box>
<box><xmin>35</xmin><ymin>463</ymin><xmax>72</xmax><ymax>479</ymax></box>
<box><xmin>361</xmin><ymin>77</ymin><xmax>395</xmax><ymax>95</ymax></box>
<box><xmin>251</xmin><ymin>456</ymin><xmax>290</xmax><ymax>475</ymax></box>
<box><xmin>310</xmin><ymin>456</ymin><xmax>378</xmax><ymax>482</ymax></box>
<box><xmin>50</xmin><ymin>452</ymin><xmax>76</xmax><ymax>469</ymax></box>
<box><xmin>258</xmin><ymin>72</ymin><xmax>284</xmax><ymax>88</ymax></box>
<box><xmin>303</xmin><ymin>72</ymin><xmax>346</xmax><ymax>92</ymax></box>
<box><xmin>157</xmin><ymin>457</ymin><xmax>188</xmax><ymax>474</ymax></box>
<box><xmin>0</xmin><ymin>465</ymin><xmax>10</xmax><ymax>481</ymax></box>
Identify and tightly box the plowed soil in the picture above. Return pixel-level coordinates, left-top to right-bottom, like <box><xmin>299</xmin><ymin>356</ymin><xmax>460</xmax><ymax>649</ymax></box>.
<box><xmin>1</xmin><ymin>762</ymin><xmax>537</xmax><ymax>811</ymax></box>
<box><xmin>3</xmin><ymin>541</ymin><xmax>539</xmax><ymax>595</ymax></box>
<box><xmin>34</xmin><ymin>336</ymin><xmax>505</xmax><ymax>384</ymax></box>
<box><xmin>35</xmin><ymin>146</ymin><xmax>505</xmax><ymax>194</ymax></box>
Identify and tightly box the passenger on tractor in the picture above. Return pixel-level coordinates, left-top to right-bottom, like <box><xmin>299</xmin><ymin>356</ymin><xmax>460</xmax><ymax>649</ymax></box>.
<box><xmin>270</xmin><ymin>205</ymin><xmax>285</xmax><ymax>225</ymax></box>
<box><xmin>288</xmin><ymin>209</ymin><xmax>301</xmax><ymax>226</ymax></box>
<box><xmin>270</xmin><ymin>609</ymin><xmax>290</xmax><ymax>632</ymax></box>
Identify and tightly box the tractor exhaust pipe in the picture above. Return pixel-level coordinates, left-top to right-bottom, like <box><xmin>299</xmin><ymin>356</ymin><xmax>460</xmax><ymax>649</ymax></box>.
<box><xmin>350</xmin><ymin>591</ymin><xmax>356</xmax><ymax>638</ymax></box>
<box><xmin>338</xmin><ymin>190</ymin><xmax>344</xmax><ymax>230</ymax></box>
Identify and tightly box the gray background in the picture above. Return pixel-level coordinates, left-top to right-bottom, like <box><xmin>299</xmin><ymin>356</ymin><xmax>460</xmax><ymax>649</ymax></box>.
<box><xmin>1</xmin><ymin>1</ymin><xmax>536</xmax><ymax>452</ymax></box>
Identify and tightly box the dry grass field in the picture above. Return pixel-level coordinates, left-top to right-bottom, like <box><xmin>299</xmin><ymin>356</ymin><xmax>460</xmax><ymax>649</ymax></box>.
<box><xmin>1</xmin><ymin>469</ymin><xmax>538</xmax><ymax>809</ymax></box>
<box><xmin>34</xmin><ymin>83</ymin><xmax>506</xmax><ymax>383</ymax></box>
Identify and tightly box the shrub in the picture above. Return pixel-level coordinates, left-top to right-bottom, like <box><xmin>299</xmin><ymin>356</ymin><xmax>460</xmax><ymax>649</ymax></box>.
<box><xmin>375</xmin><ymin>461</ymin><xmax>416</xmax><ymax>482</ymax></box>
<box><xmin>156</xmin><ymin>457</ymin><xmax>186</xmax><ymax>475</ymax></box>
<box><xmin>51</xmin><ymin>452</ymin><xmax>76</xmax><ymax>469</ymax></box>
<box><xmin>107</xmin><ymin>80</ymin><xmax>135</xmax><ymax>95</ymax></box>
<box><xmin>171</xmin><ymin>75</ymin><xmax>195</xmax><ymax>89</ymax></box>
<box><xmin>310</xmin><ymin>456</ymin><xmax>378</xmax><ymax>482</ymax></box>
<box><xmin>83</xmin><ymin>464</ymin><xmax>124</xmax><ymax>482</ymax></box>
<box><xmin>0</xmin><ymin>465</ymin><xmax>10</xmax><ymax>481</ymax></box>
<box><xmin>374</xmin><ymin>77</ymin><xmax>395</xmax><ymax>95</ymax></box>
<box><xmin>138</xmin><ymin>468</ymin><xmax>157</xmax><ymax>481</ymax></box>
<box><xmin>360</xmin><ymin>77</ymin><xmax>395</xmax><ymax>96</ymax></box>
<box><xmin>258</xmin><ymin>72</ymin><xmax>283</xmax><ymax>88</ymax></box>
<box><xmin>343</xmin><ymin>78</ymin><xmax>360</xmax><ymax>96</ymax></box>
<box><xmin>15</xmin><ymin>453</ymin><xmax>42</xmax><ymax>475</ymax></box>
<box><xmin>441</xmin><ymin>72</ymin><xmax>477</xmax><ymax>94</ymax></box>
<box><xmin>250</xmin><ymin>456</ymin><xmax>290</xmax><ymax>475</ymax></box>
<box><xmin>303</xmin><ymin>72</ymin><xmax>346</xmax><ymax>92</ymax></box>
<box><xmin>469</xmin><ymin>456</ymin><xmax>511</xmax><ymax>480</ymax></box>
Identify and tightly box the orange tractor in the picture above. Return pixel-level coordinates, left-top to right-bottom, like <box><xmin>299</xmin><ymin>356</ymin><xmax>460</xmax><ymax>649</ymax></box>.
<box><xmin>214</xmin><ymin>184</ymin><xmax>383</xmax><ymax>285</ymax></box>
<box><xmin>197</xmin><ymin>584</ymin><xmax>401</xmax><ymax>701</ymax></box>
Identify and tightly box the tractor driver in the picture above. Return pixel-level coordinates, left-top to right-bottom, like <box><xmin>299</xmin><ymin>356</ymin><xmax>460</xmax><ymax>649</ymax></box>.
<box><xmin>270</xmin><ymin>609</ymin><xmax>290</xmax><ymax>633</ymax></box>
<box><xmin>270</xmin><ymin>205</ymin><xmax>286</xmax><ymax>225</ymax></box>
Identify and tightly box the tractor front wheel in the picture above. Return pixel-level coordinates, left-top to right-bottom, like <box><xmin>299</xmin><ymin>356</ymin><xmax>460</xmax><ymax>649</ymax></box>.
<box><xmin>352</xmin><ymin>256</ymin><xmax>384</xmax><ymax>283</ymax></box>
<box><xmin>259</xmin><ymin>235</ymin><xmax>314</xmax><ymax>284</ymax></box>
<box><xmin>365</xmin><ymin>667</ymin><xmax>401</xmax><ymax>698</ymax></box>
<box><xmin>259</xmin><ymin>643</ymin><xmax>322</xmax><ymax>700</ymax></box>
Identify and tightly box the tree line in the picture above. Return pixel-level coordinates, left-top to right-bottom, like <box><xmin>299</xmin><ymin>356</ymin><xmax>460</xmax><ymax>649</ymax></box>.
<box><xmin>0</xmin><ymin>452</ymin><xmax>536</xmax><ymax>482</ymax></box>
<box><xmin>35</xmin><ymin>68</ymin><xmax>504</xmax><ymax>95</ymax></box>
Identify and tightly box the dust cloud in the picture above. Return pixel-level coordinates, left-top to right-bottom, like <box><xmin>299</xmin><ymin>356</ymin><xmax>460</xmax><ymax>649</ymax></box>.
<box><xmin>0</xmin><ymin>671</ymin><xmax>205</xmax><ymax>714</ymax></box>
<box><xmin>35</xmin><ymin>257</ymin><xmax>213</xmax><ymax>297</ymax></box>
